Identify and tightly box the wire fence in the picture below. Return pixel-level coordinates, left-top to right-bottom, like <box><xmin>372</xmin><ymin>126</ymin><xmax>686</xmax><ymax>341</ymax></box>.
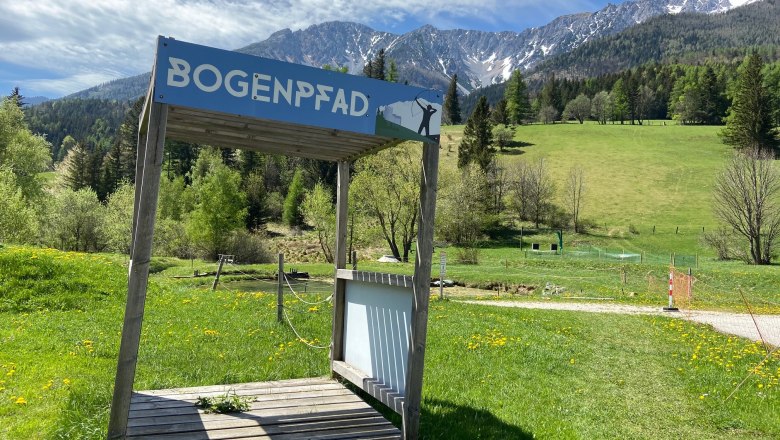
<box><xmin>212</xmin><ymin>260</ymin><xmax>334</xmax><ymax>350</ymax></box>
<box><xmin>523</xmin><ymin>246</ymin><xmax>698</xmax><ymax>267</ymax></box>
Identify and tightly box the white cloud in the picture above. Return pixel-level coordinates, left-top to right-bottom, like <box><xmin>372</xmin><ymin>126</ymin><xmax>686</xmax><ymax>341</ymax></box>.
<box><xmin>0</xmin><ymin>0</ymin><xmax>603</xmax><ymax>97</ymax></box>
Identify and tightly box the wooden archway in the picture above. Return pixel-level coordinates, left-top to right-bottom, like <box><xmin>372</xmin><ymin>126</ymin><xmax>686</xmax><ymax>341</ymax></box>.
<box><xmin>107</xmin><ymin>37</ymin><xmax>441</xmax><ymax>440</ymax></box>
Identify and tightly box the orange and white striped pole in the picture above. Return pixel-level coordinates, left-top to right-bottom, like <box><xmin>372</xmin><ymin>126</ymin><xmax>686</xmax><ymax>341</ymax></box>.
<box><xmin>664</xmin><ymin>268</ymin><xmax>679</xmax><ymax>311</ymax></box>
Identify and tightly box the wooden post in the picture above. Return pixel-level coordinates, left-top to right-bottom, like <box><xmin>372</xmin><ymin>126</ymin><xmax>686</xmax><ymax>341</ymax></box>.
<box><xmin>330</xmin><ymin>161</ymin><xmax>350</xmax><ymax>370</ymax></box>
<box><xmin>403</xmin><ymin>141</ymin><xmax>439</xmax><ymax>440</ymax></box>
<box><xmin>277</xmin><ymin>253</ymin><xmax>284</xmax><ymax>323</ymax></box>
<box><xmin>687</xmin><ymin>267</ymin><xmax>692</xmax><ymax>301</ymax></box>
<box><xmin>129</xmin><ymin>90</ymin><xmax>152</xmax><ymax>258</ymax></box>
<box><xmin>129</xmin><ymin>125</ymin><xmax>146</xmax><ymax>258</ymax></box>
<box><xmin>212</xmin><ymin>255</ymin><xmax>225</xmax><ymax>291</ymax></box>
<box><xmin>107</xmin><ymin>102</ymin><xmax>168</xmax><ymax>440</ymax></box>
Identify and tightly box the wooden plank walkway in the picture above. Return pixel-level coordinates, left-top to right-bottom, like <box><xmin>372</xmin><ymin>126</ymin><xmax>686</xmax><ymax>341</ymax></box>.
<box><xmin>126</xmin><ymin>377</ymin><xmax>401</xmax><ymax>439</ymax></box>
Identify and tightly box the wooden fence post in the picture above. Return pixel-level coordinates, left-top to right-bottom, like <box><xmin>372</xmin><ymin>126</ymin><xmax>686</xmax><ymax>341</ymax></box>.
<box><xmin>212</xmin><ymin>255</ymin><xmax>225</xmax><ymax>291</ymax></box>
<box><xmin>277</xmin><ymin>253</ymin><xmax>284</xmax><ymax>323</ymax></box>
<box><xmin>107</xmin><ymin>102</ymin><xmax>167</xmax><ymax>440</ymax></box>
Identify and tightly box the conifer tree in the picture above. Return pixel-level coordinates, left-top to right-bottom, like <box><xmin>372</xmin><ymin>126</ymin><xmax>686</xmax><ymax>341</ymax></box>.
<box><xmin>387</xmin><ymin>59</ymin><xmax>399</xmax><ymax>82</ymax></box>
<box><xmin>7</xmin><ymin>87</ymin><xmax>24</xmax><ymax>108</ymax></box>
<box><xmin>721</xmin><ymin>53</ymin><xmax>778</xmax><ymax>152</ymax></box>
<box><xmin>540</xmin><ymin>73</ymin><xmax>563</xmax><ymax>116</ymax></box>
<box><xmin>504</xmin><ymin>70</ymin><xmax>531</xmax><ymax>124</ymax></box>
<box><xmin>492</xmin><ymin>98</ymin><xmax>509</xmax><ymax>126</ymax></box>
<box><xmin>62</xmin><ymin>143</ymin><xmax>90</xmax><ymax>190</ymax></box>
<box><xmin>362</xmin><ymin>57</ymin><xmax>373</xmax><ymax>78</ymax></box>
<box><xmin>371</xmin><ymin>49</ymin><xmax>386</xmax><ymax>81</ymax></box>
<box><xmin>458</xmin><ymin>96</ymin><xmax>494</xmax><ymax>172</ymax></box>
<box><xmin>283</xmin><ymin>169</ymin><xmax>306</xmax><ymax>227</ymax></box>
<box><xmin>443</xmin><ymin>74</ymin><xmax>461</xmax><ymax>125</ymax></box>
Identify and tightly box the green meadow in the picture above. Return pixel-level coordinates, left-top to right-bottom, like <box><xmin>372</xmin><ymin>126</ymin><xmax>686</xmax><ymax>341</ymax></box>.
<box><xmin>441</xmin><ymin>122</ymin><xmax>729</xmax><ymax>255</ymax></box>
<box><xmin>1</xmin><ymin>246</ymin><xmax>779</xmax><ymax>439</ymax></box>
<box><xmin>3</xmin><ymin>123</ymin><xmax>780</xmax><ymax>438</ymax></box>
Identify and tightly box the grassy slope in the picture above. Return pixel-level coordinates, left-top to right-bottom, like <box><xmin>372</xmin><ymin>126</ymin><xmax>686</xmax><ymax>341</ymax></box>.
<box><xmin>2</xmin><ymin>246</ymin><xmax>779</xmax><ymax>438</ymax></box>
<box><xmin>440</xmin><ymin>122</ymin><xmax>733</xmax><ymax>257</ymax></box>
<box><xmin>441</xmin><ymin>122</ymin><xmax>729</xmax><ymax>229</ymax></box>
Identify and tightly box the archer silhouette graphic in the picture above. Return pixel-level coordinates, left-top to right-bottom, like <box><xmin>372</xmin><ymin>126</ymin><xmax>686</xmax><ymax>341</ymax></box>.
<box><xmin>416</xmin><ymin>98</ymin><xmax>437</xmax><ymax>136</ymax></box>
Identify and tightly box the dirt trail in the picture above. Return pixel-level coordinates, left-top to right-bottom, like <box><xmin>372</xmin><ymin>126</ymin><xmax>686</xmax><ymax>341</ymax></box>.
<box><xmin>460</xmin><ymin>300</ymin><xmax>780</xmax><ymax>347</ymax></box>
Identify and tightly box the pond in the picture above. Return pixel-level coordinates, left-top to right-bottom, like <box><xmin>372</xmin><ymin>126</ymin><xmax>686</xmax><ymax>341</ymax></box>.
<box><xmin>218</xmin><ymin>277</ymin><xmax>334</xmax><ymax>296</ymax></box>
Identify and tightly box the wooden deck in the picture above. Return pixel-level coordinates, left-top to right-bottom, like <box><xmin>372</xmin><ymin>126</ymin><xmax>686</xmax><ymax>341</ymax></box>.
<box><xmin>126</xmin><ymin>377</ymin><xmax>401</xmax><ymax>439</ymax></box>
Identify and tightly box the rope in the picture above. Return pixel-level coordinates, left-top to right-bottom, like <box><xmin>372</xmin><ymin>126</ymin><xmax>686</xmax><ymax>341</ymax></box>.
<box><xmin>213</xmin><ymin>264</ymin><xmax>331</xmax><ymax>351</ymax></box>
<box><xmin>282</xmin><ymin>308</ymin><xmax>331</xmax><ymax>350</ymax></box>
<box><xmin>283</xmin><ymin>273</ymin><xmax>333</xmax><ymax>305</ymax></box>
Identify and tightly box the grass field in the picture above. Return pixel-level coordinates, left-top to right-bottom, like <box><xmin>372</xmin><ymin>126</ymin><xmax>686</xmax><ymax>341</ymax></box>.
<box><xmin>442</xmin><ymin>122</ymin><xmax>729</xmax><ymax>230</ymax></box>
<box><xmin>440</xmin><ymin>122</ymin><xmax>734</xmax><ymax>256</ymax></box>
<box><xmin>2</xmin><ymin>246</ymin><xmax>779</xmax><ymax>439</ymax></box>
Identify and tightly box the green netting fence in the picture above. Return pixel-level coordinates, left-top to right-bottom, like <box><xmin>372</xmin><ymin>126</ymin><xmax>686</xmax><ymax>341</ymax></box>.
<box><xmin>524</xmin><ymin>246</ymin><xmax>698</xmax><ymax>267</ymax></box>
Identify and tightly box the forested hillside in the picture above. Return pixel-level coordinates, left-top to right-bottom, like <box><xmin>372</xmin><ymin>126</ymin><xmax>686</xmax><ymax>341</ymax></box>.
<box><xmin>24</xmin><ymin>98</ymin><xmax>130</xmax><ymax>161</ymax></box>
<box><xmin>531</xmin><ymin>0</ymin><xmax>780</xmax><ymax>79</ymax></box>
<box><xmin>463</xmin><ymin>0</ymin><xmax>780</xmax><ymax>115</ymax></box>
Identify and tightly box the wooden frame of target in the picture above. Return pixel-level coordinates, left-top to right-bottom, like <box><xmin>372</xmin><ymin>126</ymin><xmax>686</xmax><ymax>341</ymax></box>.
<box><xmin>106</xmin><ymin>36</ymin><xmax>442</xmax><ymax>440</ymax></box>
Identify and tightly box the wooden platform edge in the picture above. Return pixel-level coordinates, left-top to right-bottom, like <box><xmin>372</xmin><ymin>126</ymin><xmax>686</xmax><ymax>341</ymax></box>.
<box><xmin>333</xmin><ymin>360</ymin><xmax>405</xmax><ymax>415</ymax></box>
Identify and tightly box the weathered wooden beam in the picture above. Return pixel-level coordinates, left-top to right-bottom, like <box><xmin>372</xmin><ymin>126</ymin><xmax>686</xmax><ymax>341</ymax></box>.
<box><xmin>169</xmin><ymin>106</ymin><xmax>393</xmax><ymax>145</ymax></box>
<box><xmin>129</xmin><ymin>120</ymin><xmax>146</xmax><ymax>258</ymax></box>
<box><xmin>163</xmin><ymin>127</ymin><xmax>350</xmax><ymax>162</ymax></box>
<box><xmin>107</xmin><ymin>102</ymin><xmax>168</xmax><ymax>440</ymax></box>
<box><xmin>403</xmin><ymin>141</ymin><xmax>440</xmax><ymax>440</ymax></box>
<box><xmin>336</xmin><ymin>269</ymin><xmax>414</xmax><ymax>288</ymax></box>
<box><xmin>165</xmin><ymin>122</ymin><xmax>369</xmax><ymax>154</ymax></box>
<box><xmin>330</xmin><ymin>161</ymin><xmax>350</xmax><ymax>370</ymax></box>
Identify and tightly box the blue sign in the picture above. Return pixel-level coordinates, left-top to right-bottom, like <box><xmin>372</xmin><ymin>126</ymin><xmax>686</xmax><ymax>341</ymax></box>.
<box><xmin>152</xmin><ymin>37</ymin><xmax>442</xmax><ymax>143</ymax></box>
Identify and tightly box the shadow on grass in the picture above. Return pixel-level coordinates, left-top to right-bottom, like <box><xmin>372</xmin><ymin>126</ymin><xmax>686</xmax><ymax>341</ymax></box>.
<box><xmin>499</xmin><ymin>140</ymin><xmax>535</xmax><ymax>156</ymax></box>
<box><xmin>420</xmin><ymin>398</ymin><xmax>533</xmax><ymax>439</ymax></box>
<box><xmin>354</xmin><ymin>386</ymin><xmax>533</xmax><ymax>439</ymax></box>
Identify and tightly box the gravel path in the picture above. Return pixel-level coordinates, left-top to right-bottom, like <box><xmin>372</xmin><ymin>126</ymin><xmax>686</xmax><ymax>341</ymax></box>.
<box><xmin>460</xmin><ymin>300</ymin><xmax>780</xmax><ymax>347</ymax></box>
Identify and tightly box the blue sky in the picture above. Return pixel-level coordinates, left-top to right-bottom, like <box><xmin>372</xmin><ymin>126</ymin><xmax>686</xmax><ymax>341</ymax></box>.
<box><xmin>0</xmin><ymin>0</ymin><xmax>619</xmax><ymax>99</ymax></box>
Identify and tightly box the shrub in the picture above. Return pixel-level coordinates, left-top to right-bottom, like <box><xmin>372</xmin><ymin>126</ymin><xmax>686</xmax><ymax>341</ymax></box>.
<box><xmin>225</xmin><ymin>230</ymin><xmax>272</xmax><ymax>264</ymax></box>
<box><xmin>456</xmin><ymin>246</ymin><xmax>480</xmax><ymax>265</ymax></box>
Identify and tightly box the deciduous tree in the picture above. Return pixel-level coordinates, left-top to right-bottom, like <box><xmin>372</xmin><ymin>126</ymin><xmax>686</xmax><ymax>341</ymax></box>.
<box><xmin>186</xmin><ymin>158</ymin><xmax>247</xmax><ymax>259</ymax></box>
<box><xmin>591</xmin><ymin>91</ymin><xmax>611</xmax><ymax>125</ymax></box>
<box><xmin>302</xmin><ymin>182</ymin><xmax>335</xmax><ymax>263</ymax></box>
<box><xmin>713</xmin><ymin>147</ymin><xmax>780</xmax><ymax>264</ymax></box>
<box><xmin>351</xmin><ymin>144</ymin><xmax>419</xmax><ymax>262</ymax></box>
<box><xmin>563</xmin><ymin>94</ymin><xmax>591</xmax><ymax>124</ymax></box>
<box><xmin>564</xmin><ymin>167</ymin><xmax>586</xmax><ymax>233</ymax></box>
<box><xmin>101</xmin><ymin>181</ymin><xmax>134</xmax><ymax>254</ymax></box>
<box><xmin>0</xmin><ymin>168</ymin><xmax>37</xmax><ymax>243</ymax></box>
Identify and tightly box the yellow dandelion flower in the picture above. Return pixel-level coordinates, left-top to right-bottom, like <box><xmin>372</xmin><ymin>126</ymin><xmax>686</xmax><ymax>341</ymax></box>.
<box><xmin>15</xmin><ymin>396</ymin><xmax>27</xmax><ymax>405</ymax></box>
<box><xmin>63</xmin><ymin>378</ymin><xmax>71</xmax><ymax>386</ymax></box>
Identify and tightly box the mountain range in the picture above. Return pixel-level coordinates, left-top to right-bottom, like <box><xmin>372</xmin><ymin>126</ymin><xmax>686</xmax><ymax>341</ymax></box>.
<box><xmin>68</xmin><ymin>0</ymin><xmax>764</xmax><ymax>101</ymax></box>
